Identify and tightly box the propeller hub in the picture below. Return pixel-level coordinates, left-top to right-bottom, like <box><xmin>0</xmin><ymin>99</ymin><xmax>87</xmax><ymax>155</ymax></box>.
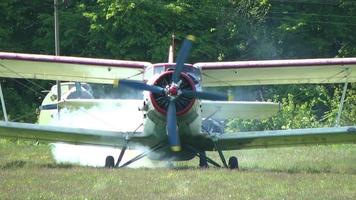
<box><xmin>167</xmin><ymin>84</ymin><xmax>179</xmax><ymax>96</ymax></box>
<box><xmin>150</xmin><ymin>71</ymin><xmax>195</xmax><ymax>116</ymax></box>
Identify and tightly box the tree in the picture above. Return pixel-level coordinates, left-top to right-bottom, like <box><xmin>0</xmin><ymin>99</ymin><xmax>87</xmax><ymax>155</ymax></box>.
<box><xmin>0</xmin><ymin>0</ymin><xmax>354</xmax><ymax>127</ymax></box>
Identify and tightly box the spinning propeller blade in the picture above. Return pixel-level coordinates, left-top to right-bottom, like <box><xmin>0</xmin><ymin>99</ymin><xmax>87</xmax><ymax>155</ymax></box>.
<box><xmin>181</xmin><ymin>90</ymin><xmax>228</xmax><ymax>101</ymax></box>
<box><xmin>167</xmin><ymin>100</ymin><xmax>181</xmax><ymax>152</ymax></box>
<box><xmin>119</xmin><ymin>79</ymin><xmax>165</xmax><ymax>94</ymax></box>
<box><xmin>172</xmin><ymin>35</ymin><xmax>195</xmax><ymax>83</ymax></box>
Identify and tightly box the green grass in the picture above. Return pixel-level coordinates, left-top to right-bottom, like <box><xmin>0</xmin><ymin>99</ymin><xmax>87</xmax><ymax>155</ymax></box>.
<box><xmin>0</xmin><ymin>139</ymin><xmax>355</xmax><ymax>199</ymax></box>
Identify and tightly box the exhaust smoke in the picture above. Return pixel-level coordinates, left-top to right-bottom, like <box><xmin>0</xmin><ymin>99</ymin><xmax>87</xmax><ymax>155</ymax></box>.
<box><xmin>47</xmin><ymin>101</ymin><xmax>166</xmax><ymax>168</ymax></box>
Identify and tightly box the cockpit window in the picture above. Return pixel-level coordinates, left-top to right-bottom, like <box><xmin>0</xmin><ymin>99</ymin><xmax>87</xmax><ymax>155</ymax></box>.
<box><xmin>183</xmin><ymin>66</ymin><xmax>201</xmax><ymax>84</ymax></box>
<box><xmin>153</xmin><ymin>65</ymin><xmax>200</xmax><ymax>79</ymax></box>
<box><xmin>154</xmin><ymin>66</ymin><xmax>165</xmax><ymax>74</ymax></box>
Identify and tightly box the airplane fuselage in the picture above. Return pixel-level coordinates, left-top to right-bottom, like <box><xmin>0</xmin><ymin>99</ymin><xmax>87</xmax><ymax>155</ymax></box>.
<box><xmin>39</xmin><ymin>63</ymin><xmax>209</xmax><ymax>161</ymax></box>
<box><xmin>141</xmin><ymin>63</ymin><xmax>204</xmax><ymax>160</ymax></box>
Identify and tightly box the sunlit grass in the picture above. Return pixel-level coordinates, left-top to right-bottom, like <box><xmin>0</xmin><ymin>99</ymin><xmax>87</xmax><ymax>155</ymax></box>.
<box><xmin>0</xmin><ymin>139</ymin><xmax>355</xmax><ymax>199</ymax></box>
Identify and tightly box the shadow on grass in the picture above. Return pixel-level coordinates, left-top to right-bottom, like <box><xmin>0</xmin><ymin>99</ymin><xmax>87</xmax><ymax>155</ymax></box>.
<box><xmin>41</xmin><ymin>163</ymin><xmax>75</xmax><ymax>169</ymax></box>
<box><xmin>239</xmin><ymin>166</ymin><xmax>356</xmax><ymax>175</ymax></box>
<box><xmin>1</xmin><ymin>160</ymin><xmax>75</xmax><ymax>169</ymax></box>
<box><xmin>2</xmin><ymin>161</ymin><xmax>354</xmax><ymax>175</ymax></box>
<box><xmin>1</xmin><ymin>160</ymin><xmax>26</xmax><ymax>169</ymax></box>
<box><xmin>155</xmin><ymin>165</ymin><xmax>356</xmax><ymax>174</ymax></box>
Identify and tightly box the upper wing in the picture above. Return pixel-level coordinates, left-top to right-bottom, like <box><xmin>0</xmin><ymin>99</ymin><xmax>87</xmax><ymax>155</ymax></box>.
<box><xmin>195</xmin><ymin>58</ymin><xmax>356</xmax><ymax>87</ymax></box>
<box><xmin>55</xmin><ymin>99</ymin><xmax>142</xmax><ymax>110</ymax></box>
<box><xmin>0</xmin><ymin>121</ymin><xmax>154</xmax><ymax>148</ymax></box>
<box><xmin>201</xmin><ymin>100</ymin><xmax>280</xmax><ymax>120</ymax></box>
<box><xmin>195</xmin><ymin>126</ymin><xmax>356</xmax><ymax>151</ymax></box>
<box><xmin>0</xmin><ymin>52</ymin><xmax>151</xmax><ymax>84</ymax></box>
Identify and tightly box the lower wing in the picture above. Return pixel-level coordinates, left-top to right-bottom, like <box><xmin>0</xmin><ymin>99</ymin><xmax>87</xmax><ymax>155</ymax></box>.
<box><xmin>197</xmin><ymin>126</ymin><xmax>356</xmax><ymax>151</ymax></box>
<box><xmin>0</xmin><ymin>121</ymin><xmax>153</xmax><ymax>148</ymax></box>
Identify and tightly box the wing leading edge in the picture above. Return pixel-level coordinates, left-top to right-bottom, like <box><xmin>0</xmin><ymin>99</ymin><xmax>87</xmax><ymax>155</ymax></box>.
<box><xmin>0</xmin><ymin>52</ymin><xmax>151</xmax><ymax>84</ymax></box>
<box><xmin>0</xmin><ymin>121</ymin><xmax>154</xmax><ymax>148</ymax></box>
<box><xmin>196</xmin><ymin>58</ymin><xmax>356</xmax><ymax>86</ymax></box>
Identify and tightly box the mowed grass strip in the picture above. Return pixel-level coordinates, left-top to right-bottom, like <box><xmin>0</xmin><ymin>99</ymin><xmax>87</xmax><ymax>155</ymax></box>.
<box><xmin>0</xmin><ymin>139</ymin><xmax>355</xmax><ymax>200</ymax></box>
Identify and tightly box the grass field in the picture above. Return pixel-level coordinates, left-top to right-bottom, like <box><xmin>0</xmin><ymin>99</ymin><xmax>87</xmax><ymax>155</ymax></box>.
<box><xmin>0</xmin><ymin>139</ymin><xmax>355</xmax><ymax>199</ymax></box>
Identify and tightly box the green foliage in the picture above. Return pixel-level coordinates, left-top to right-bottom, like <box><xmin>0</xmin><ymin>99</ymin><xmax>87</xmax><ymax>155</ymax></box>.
<box><xmin>227</xmin><ymin>84</ymin><xmax>356</xmax><ymax>132</ymax></box>
<box><xmin>0</xmin><ymin>0</ymin><xmax>355</xmax><ymax>127</ymax></box>
<box><xmin>266</xmin><ymin>0</ymin><xmax>356</xmax><ymax>58</ymax></box>
<box><xmin>0</xmin><ymin>79</ymin><xmax>52</xmax><ymax>123</ymax></box>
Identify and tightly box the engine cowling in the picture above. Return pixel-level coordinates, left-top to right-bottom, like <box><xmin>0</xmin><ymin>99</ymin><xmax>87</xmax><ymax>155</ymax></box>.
<box><xmin>150</xmin><ymin>71</ymin><xmax>195</xmax><ymax>116</ymax></box>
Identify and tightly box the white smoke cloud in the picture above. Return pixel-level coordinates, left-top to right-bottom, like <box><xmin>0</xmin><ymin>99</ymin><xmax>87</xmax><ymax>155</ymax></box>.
<box><xmin>49</xmin><ymin>102</ymin><xmax>142</xmax><ymax>132</ymax></box>
<box><xmin>48</xmin><ymin>100</ymin><xmax>168</xmax><ymax>168</ymax></box>
<box><xmin>50</xmin><ymin>143</ymin><xmax>166</xmax><ymax>168</ymax></box>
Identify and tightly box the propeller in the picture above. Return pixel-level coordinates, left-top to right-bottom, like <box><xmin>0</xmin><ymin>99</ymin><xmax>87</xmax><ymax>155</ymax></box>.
<box><xmin>172</xmin><ymin>35</ymin><xmax>194</xmax><ymax>83</ymax></box>
<box><xmin>115</xmin><ymin>35</ymin><xmax>227</xmax><ymax>151</ymax></box>
<box><xmin>119</xmin><ymin>79</ymin><xmax>164</xmax><ymax>94</ymax></box>
<box><xmin>167</xmin><ymin>100</ymin><xmax>180</xmax><ymax>151</ymax></box>
<box><xmin>181</xmin><ymin>90</ymin><xmax>227</xmax><ymax>101</ymax></box>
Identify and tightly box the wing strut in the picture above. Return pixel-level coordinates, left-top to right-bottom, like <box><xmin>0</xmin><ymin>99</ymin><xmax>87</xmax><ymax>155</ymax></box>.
<box><xmin>0</xmin><ymin>82</ymin><xmax>8</xmax><ymax>121</ymax></box>
<box><xmin>336</xmin><ymin>81</ymin><xmax>348</xmax><ymax>126</ymax></box>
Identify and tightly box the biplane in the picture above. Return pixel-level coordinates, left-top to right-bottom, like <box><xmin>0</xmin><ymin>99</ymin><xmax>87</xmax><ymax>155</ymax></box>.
<box><xmin>0</xmin><ymin>36</ymin><xmax>355</xmax><ymax>169</ymax></box>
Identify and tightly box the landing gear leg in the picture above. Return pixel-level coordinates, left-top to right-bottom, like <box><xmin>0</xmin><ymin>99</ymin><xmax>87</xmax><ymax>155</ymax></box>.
<box><xmin>118</xmin><ymin>141</ymin><xmax>166</xmax><ymax>168</ymax></box>
<box><xmin>199</xmin><ymin>151</ymin><xmax>208</xmax><ymax>168</ymax></box>
<box><xmin>214</xmin><ymin>142</ymin><xmax>238</xmax><ymax>170</ymax></box>
<box><xmin>217</xmin><ymin>149</ymin><xmax>228</xmax><ymax>168</ymax></box>
<box><xmin>104</xmin><ymin>141</ymin><xmax>166</xmax><ymax>168</ymax></box>
<box><xmin>104</xmin><ymin>140</ymin><xmax>128</xmax><ymax>168</ymax></box>
<box><xmin>115</xmin><ymin>144</ymin><xmax>128</xmax><ymax>167</ymax></box>
<box><xmin>186</xmin><ymin>145</ymin><xmax>221</xmax><ymax>168</ymax></box>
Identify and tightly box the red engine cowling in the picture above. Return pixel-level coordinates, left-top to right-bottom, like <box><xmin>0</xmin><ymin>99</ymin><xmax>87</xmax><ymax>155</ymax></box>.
<box><xmin>150</xmin><ymin>71</ymin><xmax>195</xmax><ymax>116</ymax></box>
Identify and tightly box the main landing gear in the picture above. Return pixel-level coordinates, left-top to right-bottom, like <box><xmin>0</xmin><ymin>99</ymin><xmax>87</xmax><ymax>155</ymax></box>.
<box><xmin>103</xmin><ymin>141</ymin><xmax>238</xmax><ymax>170</ymax></box>
<box><xmin>198</xmin><ymin>151</ymin><xmax>239</xmax><ymax>170</ymax></box>
<box><xmin>200</xmin><ymin>118</ymin><xmax>238</xmax><ymax>169</ymax></box>
<box><xmin>187</xmin><ymin>145</ymin><xmax>239</xmax><ymax>170</ymax></box>
<box><xmin>104</xmin><ymin>141</ymin><xmax>166</xmax><ymax>169</ymax></box>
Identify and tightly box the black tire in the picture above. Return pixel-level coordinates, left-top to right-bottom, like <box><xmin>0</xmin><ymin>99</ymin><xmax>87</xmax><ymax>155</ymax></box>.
<box><xmin>228</xmin><ymin>156</ymin><xmax>238</xmax><ymax>170</ymax></box>
<box><xmin>105</xmin><ymin>156</ymin><xmax>115</xmax><ymax>168</ymax></box>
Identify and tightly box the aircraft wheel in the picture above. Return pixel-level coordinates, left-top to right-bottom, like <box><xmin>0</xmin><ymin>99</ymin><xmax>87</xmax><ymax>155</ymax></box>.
<box><xmin>105</xmin><ymin>156</ymin><xmax>115</xmax><ymax>168</ymax></box>
<box><xmin>228</xmin><ymin>156</ymin><xmax>239</xmax><ymax>170</ymax></box>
